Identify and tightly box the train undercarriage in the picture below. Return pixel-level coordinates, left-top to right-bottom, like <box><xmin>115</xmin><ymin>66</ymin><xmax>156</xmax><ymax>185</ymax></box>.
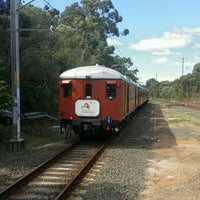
<box><xmin>60</xmin><ymin>118</ymin><xmax>123</xmax><ymax>139</ymax></box>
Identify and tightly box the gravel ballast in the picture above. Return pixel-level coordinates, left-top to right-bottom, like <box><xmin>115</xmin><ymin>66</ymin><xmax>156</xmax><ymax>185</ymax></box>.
<box><xmin>75</xmin><ymin>101</ymin><xmax>200</xmax><ymax>200</ymax></box>
<box><xmin>1</xmin><ymin>100</ymin><xmax>200</xmax><ymax>200</ymax></box>
<box><xmin>81</xmin><ymin>102</ymin><xmax>156</xmax><ymax>200</ymax></box>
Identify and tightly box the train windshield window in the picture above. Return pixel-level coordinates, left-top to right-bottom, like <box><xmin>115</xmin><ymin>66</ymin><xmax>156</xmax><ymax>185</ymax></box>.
<box><xmin>85</xmin><ymin>83</ymin><xmax>92</xmax><ymax>98</ymax></box>
<box><xmin>63</xmin><ymin>83</ymin><xmax>72</xmax><ymax>98</ymax></box>
<box><xmin>106</xmin><ymin>84</ymin><xmax>116</xmax><ymax>99</ymax></box>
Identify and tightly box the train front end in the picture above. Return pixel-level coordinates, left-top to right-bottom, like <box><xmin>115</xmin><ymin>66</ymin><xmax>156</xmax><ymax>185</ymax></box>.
<box><xmin>59</xmin><ymin>65</ymin><xmax>126</xmax><ymax>138</ymax></box>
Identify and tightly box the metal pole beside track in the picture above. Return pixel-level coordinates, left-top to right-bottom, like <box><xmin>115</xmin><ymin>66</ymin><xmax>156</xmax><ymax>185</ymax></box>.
<box><xmin>9</xmin><ymin>0</ymin><xmax>24</xmax><ymax>150</ymax></box>
<box><xmin>8</xmin><ymin>1</ymin><xmax>73</xmax><ymax>150</ymax></box>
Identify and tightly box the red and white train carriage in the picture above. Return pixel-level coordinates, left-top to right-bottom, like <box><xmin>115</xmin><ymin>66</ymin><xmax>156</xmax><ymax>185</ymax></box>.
<box><xmin>59</xmin><ymin>64</ymin><xmax>148</xmax><ymax>138</ymax></box>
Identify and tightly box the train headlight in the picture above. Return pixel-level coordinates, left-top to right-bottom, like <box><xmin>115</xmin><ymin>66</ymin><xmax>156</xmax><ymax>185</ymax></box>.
<box><xmin>106</xmin><ymin>116</ymin><xmax>112</xmax><ymax>124</ymax></box>
<box><xmin>114</xmin><ymin>127</ymin><xmax>120</xmax><ymax>132</ymax></box>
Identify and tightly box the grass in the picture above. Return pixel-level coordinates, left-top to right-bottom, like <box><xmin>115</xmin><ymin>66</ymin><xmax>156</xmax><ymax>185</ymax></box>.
<box><xmin>163</xmin><ymin>106</ymin><xmax>200</xmax><ymax>141</ymax></box>
<box><xmin>21</xmin><ymin>127</ymin><xmax>64</xmax><ymax>149</ymax></box>
<box><xmin>164</xmin><ymin>107</ymin><xmax>190</xmax><ymax>124</ymax></box>
<box><xmin>0</xmin><ymin>121</ymin><xmax>64</xmax><ymax>159</ymax></box>
<box><xmin>193</xmin><ymin>122</ymin><xmax>200</xmax><ymax>127</ymax></box>
<box><xmin>194</xmin><ymin>134</ymin><xmax>200</xmax><ymax>141</ymax></box>
<box><xmin>164</xmin><ymin>108</ymin><xmax>178</xmax><ymax>115</ymax></box>
<box><xmin>168</xmin><ymin>118</ymin><xmax>189</xmax><ymax>123</ymax></box>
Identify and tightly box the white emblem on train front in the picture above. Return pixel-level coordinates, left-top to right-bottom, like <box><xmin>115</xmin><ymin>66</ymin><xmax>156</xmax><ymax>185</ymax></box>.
<box><xmin>75</xmin><ymin>100</ymin><xmax>100</xmax><ymax>117</ymax></box>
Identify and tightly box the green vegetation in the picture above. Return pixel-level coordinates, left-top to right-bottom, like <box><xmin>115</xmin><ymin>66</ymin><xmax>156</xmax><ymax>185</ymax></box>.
<box><xmin>146</xmin><ymin>63</ymin><xmax>200</xmax><ymax>101</ymax></box>
<box><xmin>0</xmin><ymin>0</ymin><xmax>137</xmax><ymax>144</ymax></box>
<box><xmin>193</xmin><ymin>122</ymin><xmax>200</xmax><ymax>127</ymax></box>
<box><xmin>1</xmin><ymin>0</ymin><xmax>200</xmax><ymax>146</ymax></box>
<box><xmin>21</xmin><ymin>126</ymin><xmax>63</xmax><ymax>149</ymax></box>
<box><xmin>0</xmin><ymin>80</ymin><xmax>12</xmax><ymax>111</ymax></box>
<box><xmin>0</xmin><ymin>123</ymin><xmax>64</xmax><ymax>160</ymax></box>
<box><xmin>0</xmin><ymin>119</ymin><xmax>62</xmax><ymax>146</ymax></box>
<box><xmin>168</xmin><ymin>118</ymin><xmax>188</xmax><ymax>123</ymax></box>
<box><xmin>0</xmin><ymin>0</ymin><xmax>134</xmax><ymax>116</ymax></box>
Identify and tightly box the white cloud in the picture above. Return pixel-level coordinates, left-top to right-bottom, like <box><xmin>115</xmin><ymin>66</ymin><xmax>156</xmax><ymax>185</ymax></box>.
<box><xmin>157</xmin><ymin>75</ymin><xmax>176</xmax><ymax>82</ymax></box>
<box><xmin>170</xmin><ymin>61</ymin><xmax>196</xmax><ymax>68</ymax></box>
<box><xmin>152</xmin><ymin>57</ymin><xmax>168</xmax><ymax>64</ymax></box>
<box><xmin>194</xmin><ymin>43</ymin><xmax>200</xmax><ymax>48</ymax></box>
<box><xmin>129</xmin><ymin>27</ymin><xmax>200</xmax><ymax>51</ymax></box>
<box><xmin>107</xmin><ymin>38</ymin><xmax>122</xmax><ymax>46</ymax></box>
<box><xmin>152</xmin><ymin>49</ymin><xmax>181</xmax><ymax>56</ymax></box>
<box><xmin>152</xmin><ymin>49</ymin><xmax>173</xmax><ymax>55</ymax></box>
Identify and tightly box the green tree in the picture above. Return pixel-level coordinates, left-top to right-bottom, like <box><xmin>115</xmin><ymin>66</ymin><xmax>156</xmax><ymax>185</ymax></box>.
<box><xmin>192</xmin><ymin>63</ymin><xmax>200</xmax><ymax>96</ymax></box>
<box><xmin>19</xmin><ymin>5</ymin><xmax>60</xmax><ymax>114</ymax></box>
<box><xmin>158</xmin><ymin>81</ymin><xmax>172</xmax><ymax>99</ymax></box>
<box><xmin>146</xmin><ymin>78</ymin><xmax>159</xmax><ymax>98</ymax></box>
<box><xmin>160</xmin><ymin>86</ymin><xmax>173</xmax><ymax>99</ymax></box>
<box><xmin>0</xmin><ymin>7</ymin><xmax>10</xmax><ymax>83</ymax></box>
<box><xmin>0</xmin><ymin>1</ymin><xmax>132</xmax><ymax>116</ymax></box>
<box><xmin>146</xmin><ymin>62</ymin><xmax>200</xmax><ymax>100</ymax></box>
<box><xmin>58</xmin><ymin>0</ymin><xmax>129</xmax><ymax>66</ymax></box>
<box><xmin>0</xmin><ymin>80</ymin><xmax>11</xmax><ymax>110</ymax></box>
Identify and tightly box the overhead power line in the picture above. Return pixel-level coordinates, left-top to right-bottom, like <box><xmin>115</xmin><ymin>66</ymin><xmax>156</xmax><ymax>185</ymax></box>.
<box><xmin>108</xmin><ymin>36</ymin><xmax>124</xmax><ymax>58</ymax></box>
<box><xmin>43</xmin><ymin>0</ymin><xmax>55</xmax><ymax>10</ymax></box>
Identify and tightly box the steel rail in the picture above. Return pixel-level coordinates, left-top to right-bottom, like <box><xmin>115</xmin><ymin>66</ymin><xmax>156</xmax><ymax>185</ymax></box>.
<box><xmin>160</xmin><ymin>100</ymin><xmax>200</xmax><ymax>111</ymax></box>
<box><xmin>55</xmin><ymin>138</ymin><xmax>111</xmax><ymax>199</ymax></box>
<box><xmin>0</xmin><ymin>143</ymin><xmax>76</xmax><ymax>199</ymax></box>
<box><xmin>0</xmin><ymin>137</ymin><xmax>112</xmax><ymax>200</ymax></box>
<box><xmin>184</xmin><ymin>104</ymin><xmax>200</xmax><ymax>111</ymax></box>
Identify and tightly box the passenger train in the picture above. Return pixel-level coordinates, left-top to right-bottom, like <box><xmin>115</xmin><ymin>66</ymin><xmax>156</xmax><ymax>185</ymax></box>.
<box><xmin>59</xmin><ymin>64</ymin><xmax>148</xmax><ymax>138</ymax></box>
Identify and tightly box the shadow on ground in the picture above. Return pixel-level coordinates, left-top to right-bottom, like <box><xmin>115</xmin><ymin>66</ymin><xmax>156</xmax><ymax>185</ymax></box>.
<box><xmin>117</xmin><ymin>101</ymin><xmax>178</xmax><ymax>149</ymax></box>
<box><xmin>83</xmin><ymin>101</ymin><xmax>178</xmax><ymax>200</ymax></box>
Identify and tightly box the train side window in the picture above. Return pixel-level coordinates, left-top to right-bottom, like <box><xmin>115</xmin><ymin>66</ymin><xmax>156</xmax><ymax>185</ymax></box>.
<box><xmin>106</xmin><ymin>84</ymin><xmax>116</xmax><ymax>99</ymax></box>
<box><xmin>63</xmin><ymin>83</ymin><xmax>72</xmax><ymax>98</ymax></box>
<box><xmin>85</xmin><ymin>83</ymin><xmax>92</xmax><ymax>98</ymax></box>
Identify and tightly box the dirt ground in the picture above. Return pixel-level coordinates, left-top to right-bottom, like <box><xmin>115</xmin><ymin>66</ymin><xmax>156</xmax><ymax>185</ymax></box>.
<box><xmin>141</xmin><ymin>102</ymin><xmax>200</xmax><ymax>200</ymax></box>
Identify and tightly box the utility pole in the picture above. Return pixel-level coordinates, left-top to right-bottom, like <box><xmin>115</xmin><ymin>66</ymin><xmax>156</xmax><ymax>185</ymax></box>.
<box><xmin>181</xmin><ymin>54</ymin><xmax>185</xmax><ymax>76</ymax></box>
<box><xmin>8</xmin><ymin>1</ymin><xmax>72</xmax><ymax>150</ymax></box>
<box><xmin>155</xmin><ymin>72</ymin><xmax>158</xmax><ymax>81</ymax></box>
<box><xmin>152</xmin><ymin>73</ymin><xmax>158</xmax><ymax>99</ymax></box>
<box><xmin>9</xmin><ymin>0</ymin><xmax>59</xmax><ymax>150</ymax></box>
<box><xmin>9</xmin><ymin>0</ymin><xmax>24</xmax><ymax>150</ymax></box>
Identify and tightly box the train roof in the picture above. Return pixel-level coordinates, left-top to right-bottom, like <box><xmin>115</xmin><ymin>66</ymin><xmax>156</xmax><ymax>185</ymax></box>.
<box><xmin>60</xmin><ymin>64</ymin><xmax>128</xmax><ymax>81</ymax></box>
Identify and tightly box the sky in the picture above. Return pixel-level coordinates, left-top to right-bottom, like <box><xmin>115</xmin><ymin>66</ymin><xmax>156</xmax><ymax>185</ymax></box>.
<box><xmin>30</xmin><ymin>0</ymin><xmax>200</xmax><ymax>83</ymax></box>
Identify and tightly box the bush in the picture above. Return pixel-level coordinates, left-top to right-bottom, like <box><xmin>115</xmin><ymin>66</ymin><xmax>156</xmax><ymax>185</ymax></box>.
<box><xmin>0</xmin><ymin>80</ymin><xmax>12</xmax><ymax>111</ymax></box>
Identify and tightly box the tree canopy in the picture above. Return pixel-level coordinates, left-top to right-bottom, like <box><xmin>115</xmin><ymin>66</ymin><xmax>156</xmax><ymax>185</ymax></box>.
<box><xmin>0</xmin><ymin>0</ymin><xmax>135</xmax><ymax>115</ymax></box>
<box><xmin>0</xmin><ymin>0</ymin><xmax>9</xmax><ymax>14</ymax></box>
<box><xmin>146</xmin><ymin>63</ymin><xmax>200</xmax><ymax>100</ymax></box>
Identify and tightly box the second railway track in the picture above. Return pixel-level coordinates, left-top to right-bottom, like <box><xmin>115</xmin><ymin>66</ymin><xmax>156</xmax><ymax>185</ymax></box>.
<box><xmin>0</xmin><ymin>136</ymin><xmax>112</xmax><ymax>200</ymax></box>
<box><xmin>160</xmin><ymin>100</ymin><xmax>200</xmax><ymax>111</ymax></box>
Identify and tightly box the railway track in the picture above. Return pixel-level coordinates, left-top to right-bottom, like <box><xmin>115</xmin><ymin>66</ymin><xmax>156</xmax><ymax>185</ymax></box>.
<box><xmin>0</xmin><ymin>136</ymin><xmax>112</xmax><ymax>200</ymax></box>
<box><xmin>183</xmin><ymin>104</ymin><xmax>200</xmax><ymax>111</ymax></box>
<box><xmin>160</xmin><ymin>100</ymin><xmax>200</xmax><ymax>111</ymax></box>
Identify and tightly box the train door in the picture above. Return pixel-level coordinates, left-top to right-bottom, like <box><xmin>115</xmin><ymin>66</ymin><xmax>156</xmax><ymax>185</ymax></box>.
<box><xmin>85</xmin><ymin>82</ymin><xmax>92</xmax><ymax>99</ymax></box>
<box><xmin>75</xmin><ymin>80</ymin><xmax>100</xmax><ymax>118</ymax></box>
<box><xmin>75</xmin><ymin>80</ymin><xmax>93</xmax><ymax>99</ymax></box>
